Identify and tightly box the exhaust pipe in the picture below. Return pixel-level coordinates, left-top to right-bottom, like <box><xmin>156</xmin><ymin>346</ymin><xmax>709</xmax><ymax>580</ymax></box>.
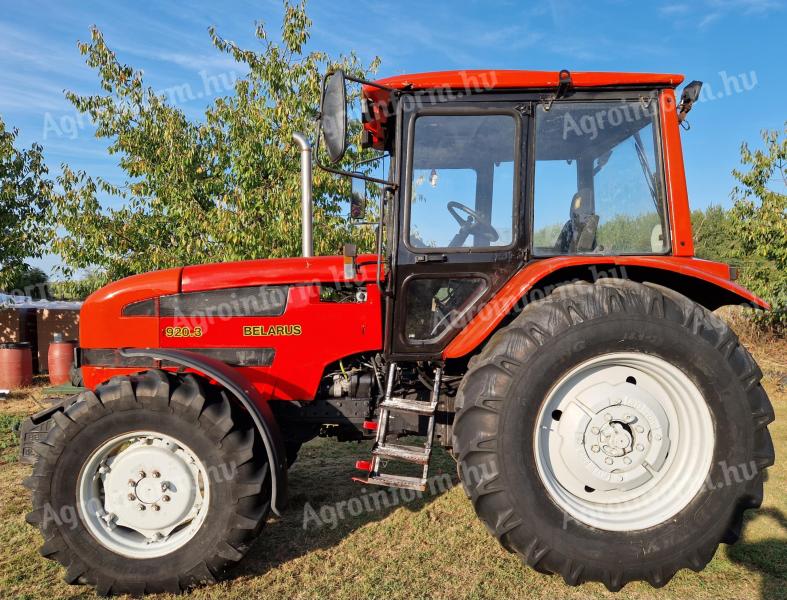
<box><xmin>292</xmin><ymin>132</ymin><xmax>313</xmax><ymax>257</ymax></box>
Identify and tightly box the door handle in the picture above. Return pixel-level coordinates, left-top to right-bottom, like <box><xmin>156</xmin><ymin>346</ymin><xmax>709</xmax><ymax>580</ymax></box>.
<box><xmin>415</xmin><ymin>254</ymin><xmax>448</xmax><ymax>263</ymax></box>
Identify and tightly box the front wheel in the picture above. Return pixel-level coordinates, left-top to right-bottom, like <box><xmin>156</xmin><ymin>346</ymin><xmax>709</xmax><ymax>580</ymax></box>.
<box><xmin>25</xmin><ymin>370</ymin><xmax>271</xmax><ymax>595</ymax></box>
<box><xmin>453</xmin><ymin>279</ymin><xmax>775</xmax><ymax>590</ymax></box>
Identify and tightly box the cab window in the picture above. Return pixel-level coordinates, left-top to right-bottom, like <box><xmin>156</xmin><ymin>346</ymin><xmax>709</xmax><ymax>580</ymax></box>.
<box><xmin>532</xmin><ymin>100</ymin><xmax>667</xmax><ymax>256</ymax></box>
<box><xmin>408</xmin><ymin>114</ymin><xmax>517</xmax><ymax>250</ymax></box>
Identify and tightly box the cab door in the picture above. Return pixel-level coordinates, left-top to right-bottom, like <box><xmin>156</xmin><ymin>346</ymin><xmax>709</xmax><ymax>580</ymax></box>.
<box><xmin>387</xmin><ymin>102</ymin><xmax>530</xmax><ymax>360</ymax></box>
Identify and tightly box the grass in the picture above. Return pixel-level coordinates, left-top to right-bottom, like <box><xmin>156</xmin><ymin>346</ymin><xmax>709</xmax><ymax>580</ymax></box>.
<box><xmin>0</xmin><ymin>329</ymin><xmax>784</xmax><ymax>600</ymax></box>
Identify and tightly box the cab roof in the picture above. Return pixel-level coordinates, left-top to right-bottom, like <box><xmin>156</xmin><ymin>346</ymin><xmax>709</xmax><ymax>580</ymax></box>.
<box><xmin>371</xmin><ymin>70</ymin><xmax>684</xmax><ymax>91</ymax></box>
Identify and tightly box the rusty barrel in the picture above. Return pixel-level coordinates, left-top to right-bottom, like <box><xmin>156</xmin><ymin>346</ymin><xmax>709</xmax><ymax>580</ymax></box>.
<box><xmin>0</xmin><ymin>342</ymin><xmax>33</xmax><ymax>389</ymax></box>
<box><xmin>48</xmin><ymin>334</ymin><xmax>77</xmax><ymax>386</ymax></box>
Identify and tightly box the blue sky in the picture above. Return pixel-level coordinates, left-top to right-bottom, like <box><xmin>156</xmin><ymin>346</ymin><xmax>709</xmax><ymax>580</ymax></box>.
<box><xmin>2</xmin><ymin>0</ymin><xmax>785</xmax><ymax>276</ymax></box>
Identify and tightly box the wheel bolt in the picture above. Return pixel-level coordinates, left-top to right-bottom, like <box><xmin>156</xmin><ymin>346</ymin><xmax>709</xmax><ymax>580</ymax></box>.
<box><xmin>127</xmin><ymin>493</ymin><xmax>136</xmax><ymax>501</ymax></box>
<box><xmin>591</xmin><ymin>445</ymin><xmax>600</xmax><ymax>453</ymax></box>
<box><xmin>138</xmin><ymin>471</ymin><xmax>146</xmax><ymax>479</ymax></box>
<box><xmin>162</xmin><ymin>495</ymin><xmax>171</xmax><ymax>503</ymax></box>
<box><xmin>137</xmin><ymin>504</ymin><xmax>146</xmax><ymax>511</ymax></box>
<box><xmin>152</xmin><ymin>504</ymin><xmax>160</xmax><ymax>511</ymax></box>
<box><xmin>152</xmin><ymin>471</ymin><xmax>160</xmax><ymax>478</ymax></box>
<box><xmin>128</xmin><ymin>479</ymin><xmax>136</xmax><ymax>487</ymax></box>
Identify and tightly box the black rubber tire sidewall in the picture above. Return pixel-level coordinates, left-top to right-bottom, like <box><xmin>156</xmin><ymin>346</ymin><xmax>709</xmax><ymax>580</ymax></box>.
<box><xmin>494</xmin><ymin>311</ymin><xmax>752</xmax><ymax>571</ymax></box>
<box><xmin>50</xmin><ymin>409</ymin><xmax>241</xmax><ymax>580</ymax></box>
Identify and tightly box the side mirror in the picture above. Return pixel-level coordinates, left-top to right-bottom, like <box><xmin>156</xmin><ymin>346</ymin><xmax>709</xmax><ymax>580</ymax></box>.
<box><xmin>678</xmin><ymin>80</ymin><xmax>702</xmax><ymax>122</ymax></box>
<box><xmin>320</xmin><ymin>70</ymin><xmax>348</xmax><ymax>163</ymax></box>
<box><xmin>350</xmin><ymin>175</ymin><xmax>366</xmax><ymax>219</ymax></box>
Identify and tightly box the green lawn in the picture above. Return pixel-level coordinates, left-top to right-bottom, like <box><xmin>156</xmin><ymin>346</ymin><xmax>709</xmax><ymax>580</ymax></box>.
<box><xmin>0</xmin><ymin>342</ymin><xmax>784</xmax><ymax>600</ymax></box>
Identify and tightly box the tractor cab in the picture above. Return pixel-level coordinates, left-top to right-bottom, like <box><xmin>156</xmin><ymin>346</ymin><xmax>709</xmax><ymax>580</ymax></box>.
<box><xmin>319</xmin><ymin>69</ymin><xmax>700</xmax><ymax>359</ymax></box>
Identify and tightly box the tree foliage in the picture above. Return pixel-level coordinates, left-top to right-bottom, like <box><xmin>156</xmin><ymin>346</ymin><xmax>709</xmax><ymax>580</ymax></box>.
<box><xmin>729</xmin><ymin>123</ymin><xmax>787</xmax><ymax>329</ymax></box>
<box><xmin>0</xmin><ymin>117</ymin><xmax>52</xmax><ymax>290</ymax></box>
<box><xmin>51</xmin><ymin>1</ymin><xmax>379</xmax><ymax>281</ymax></box>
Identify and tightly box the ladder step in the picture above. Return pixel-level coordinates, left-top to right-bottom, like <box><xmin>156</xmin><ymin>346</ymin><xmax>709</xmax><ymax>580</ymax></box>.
<box><xmin>380</xmin><ymin>397</ymin><xmax>437</xmax><ymax>415</ymax></box>
<box><xmin>373</xmin><ymin>443</ymin><xmax>431</xmax><ymax>465</ymax></box>
<box><xmin>358</xmin><ymin>472</ymin><xmax>427</xmax><ymax>492</ymax></box>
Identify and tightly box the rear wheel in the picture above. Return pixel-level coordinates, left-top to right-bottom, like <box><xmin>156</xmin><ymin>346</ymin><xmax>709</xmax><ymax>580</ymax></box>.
<box><xmin>453</xmin><ymin>279</ymin><xmax>775</xmax><ymax>590</ymax></box>
<box><xmin>25</xmin><ymin>370</ymin><xmax>271</xmax><ymax>595</ymax></box>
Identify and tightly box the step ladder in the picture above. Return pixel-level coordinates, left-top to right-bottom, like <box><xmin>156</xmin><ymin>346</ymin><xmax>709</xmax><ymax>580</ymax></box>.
<box><xmin>354</xmin><ymin>362</ymin><xmax>442</xmax><ymax>491</ymax></box>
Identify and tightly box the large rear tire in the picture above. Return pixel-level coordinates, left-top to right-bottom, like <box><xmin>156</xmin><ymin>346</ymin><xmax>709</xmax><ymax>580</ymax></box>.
<box><xmin>24</xmin><ymin>370</ymin><xmax>271</xmax><ymax>595</ymax></box>
<box><xmin>453</xmin><ymin>279</ymin><xmax>775</xmax><ymax>590</ymax></box>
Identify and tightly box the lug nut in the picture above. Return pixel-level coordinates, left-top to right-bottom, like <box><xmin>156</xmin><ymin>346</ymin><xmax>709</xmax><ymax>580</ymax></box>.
<box><xmin>127</xmin><ymin>493</ymin><xmax>136</xmax><ymax>501</ymax></box>
<box><xmin>128</xmin><ymin>479</ymin><xmax>136</xmax><ymax>487</ymax></box>
<box><xmin>623</xmin><ymin>457</ymin><xmax>632</xmax><ymax>465</ymax></box>
<box><xmin>152</xmin><ymin>471</ymin><xmax>160</xmax><ymax>478</ymax></box>
<box><xmin>605</xmin><ymin>457</ymin><xmax>613</xmax><ymax>465</ymax></box>
<box><xmin>152</xmin><ymin>504</ymin><xmax>161</xmax><ymax>512</ymax></box>
<box><xmin>636</xmin><ymin>425</ymin><xmax>644</xmax><ymax>433</ymax></box>
<box><xmin>604</xmin><ymin>413</ymin><xmax>612</xmax><ymax>421</ymax></box>
<box><xmin>591</xmin><ymin>445</ymin><xmax>600</xmax><ymax>453</ymax></box>
<box><xmin>636</xmin><ymin>444</ymin><xmax>645</xmax><ymax>451</ymax></box>
<box><xmin>138</xmin><ymin>471</ymin><xmax>146</xmax><ymax>479</ymax></box>
<box><xmin>137</xmin><ymin>504</ymin><xmax>146</xmax><ymax>511</ymax></box>
<box><xmin>591</xmin><ymin>426</ymin><xmax>600</xmax><ymax>435</ymax></box>
<box><xmin>162</xmin><ymin>495</ymin><xmax>171</xmax><ymax>503</ymax></box>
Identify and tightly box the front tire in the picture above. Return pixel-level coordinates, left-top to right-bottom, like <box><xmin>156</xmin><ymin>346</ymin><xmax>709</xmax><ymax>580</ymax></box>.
<box><xmin>453</xmin><ymin>279</ymin><xmax>775</xmax><ymax>590</ymax></box>
<box><xmin>24</xmin><ymin>370</ymin><xmax>271</xmax><ymax>595</ymax></box>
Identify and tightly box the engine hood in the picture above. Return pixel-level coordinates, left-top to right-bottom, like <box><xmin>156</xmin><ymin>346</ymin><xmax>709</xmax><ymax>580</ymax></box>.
<box><xmin>181</xmin><ymin>254</ymin><xmax>381</xmax><ymax>293</ymax></box>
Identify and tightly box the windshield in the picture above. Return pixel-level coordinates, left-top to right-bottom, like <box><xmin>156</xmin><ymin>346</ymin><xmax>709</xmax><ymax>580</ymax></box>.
<box><xmin>532</xmin><ymin>99</ymin><xmax>667</xmax><ymax>256</ymax></box>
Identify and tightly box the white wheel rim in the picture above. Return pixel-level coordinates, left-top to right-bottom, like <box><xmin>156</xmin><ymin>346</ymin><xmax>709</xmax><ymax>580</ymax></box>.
<box><xmin>534</xmin><ymin>352</ymin><xmax>714</xmax><ymax>531</ymax></box>
<box><xmin>77</xmin><ymin>431</ymin><xmax>210</xmax><ymax>559</ymax></box>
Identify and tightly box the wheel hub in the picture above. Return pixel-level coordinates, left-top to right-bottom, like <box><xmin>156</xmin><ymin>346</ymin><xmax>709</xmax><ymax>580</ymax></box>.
<box><xmin>535</xmin><ymin>353</ymin><xmax>714</xmax><ymax>531</ymax></box>
<box><xmin>554</xmin><ymin>380</ymin><xmax>671</xmax><ymax>493</ymax></box>
<box><xmin>78</xmin><ymin>432</ymin><xmax>210</xmax><ymax>559</ymax></box>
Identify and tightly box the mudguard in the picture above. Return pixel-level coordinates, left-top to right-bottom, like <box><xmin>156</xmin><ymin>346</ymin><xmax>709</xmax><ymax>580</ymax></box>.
<box><xmin>120</xmin><ymin>347</ymin><xmax>288</xmax><ymax>515</ymax></box>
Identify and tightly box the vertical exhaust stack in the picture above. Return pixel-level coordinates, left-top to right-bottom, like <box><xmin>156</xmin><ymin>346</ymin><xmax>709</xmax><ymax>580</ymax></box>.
<box><xmin>292</xmin><ymin>132</ymin><xmax>313</xmax><ymax>257</ymax></box>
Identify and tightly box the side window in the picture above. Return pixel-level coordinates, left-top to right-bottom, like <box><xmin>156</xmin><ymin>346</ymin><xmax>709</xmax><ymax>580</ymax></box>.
<box><xmin>533</xmin><ymin>101</ymin><xmax>667</xmax><ymax>256</ymax></box>
<box><xmin>409</xmin><ymin>114</ymin><xmax>516</xmax><ymax>249</ymax></box>
<box><xmin>403</xmin><ymin>277</ymin><xmax>487</xmax><ymax>343</ymax></box>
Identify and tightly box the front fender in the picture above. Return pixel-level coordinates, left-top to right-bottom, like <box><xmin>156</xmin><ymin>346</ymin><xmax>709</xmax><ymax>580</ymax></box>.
<box><xmin>120</xmin><ymin>348</ymin><xmax>288</xmax><ymax>515</ymax></box>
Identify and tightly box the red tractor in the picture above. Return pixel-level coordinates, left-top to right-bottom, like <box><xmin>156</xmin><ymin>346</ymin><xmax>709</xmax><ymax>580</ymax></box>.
<box><xmin>24</xmin><ymin>69</ymin><xmax>774</xmax><ymax>595</ymax></box>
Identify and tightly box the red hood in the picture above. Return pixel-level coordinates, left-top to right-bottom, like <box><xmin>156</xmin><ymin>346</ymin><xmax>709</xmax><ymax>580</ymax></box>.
<box><xmin>180</xmin><ymin>254</ymin><xmax>381</xmax><ymax>293</ymax></box>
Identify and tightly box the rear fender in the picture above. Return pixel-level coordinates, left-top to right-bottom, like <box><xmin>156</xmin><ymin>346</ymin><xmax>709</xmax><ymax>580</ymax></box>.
<box><xmin>443</xmin><ymin>256</ymin><xmax>769</xmax><ymax>360</ymax></box>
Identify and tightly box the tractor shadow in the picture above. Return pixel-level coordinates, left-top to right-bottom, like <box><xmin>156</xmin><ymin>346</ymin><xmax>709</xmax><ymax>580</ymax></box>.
<box><xmin>234</xmin><ymin>436</ymin><xmax>459</xmax><ymax>579</ymax></box>
<box><xmin>725</xmin><ymin>506</ymin><xmax>787</xmax><ymax>600</ymax></box>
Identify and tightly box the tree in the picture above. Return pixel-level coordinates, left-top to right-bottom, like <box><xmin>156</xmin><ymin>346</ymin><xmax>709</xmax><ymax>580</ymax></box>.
<box><xmin>691</xmin><ymin>205</ymin><xmax>736</xmax><ymax>263</ymax></box>
<box><xmin>729</xmin><ymin>123</ymin><xmax>787</xmax><ymax>330</ymax></box>
<box><xmin>51</xmin><ymin>1</ymin><xmax>379</xmax><ymax>281</ymax></box>
<box><xmin>0</xmin><ymin>117</ymin><xmax>52</xmax><ymax>290</ymax></box>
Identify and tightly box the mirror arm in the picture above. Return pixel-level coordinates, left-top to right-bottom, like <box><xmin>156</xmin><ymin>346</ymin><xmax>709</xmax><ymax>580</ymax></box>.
<box><xmin>316</xmin><ymin>160</ymin><xmax>398</xmax><ymax>188</ymax></box>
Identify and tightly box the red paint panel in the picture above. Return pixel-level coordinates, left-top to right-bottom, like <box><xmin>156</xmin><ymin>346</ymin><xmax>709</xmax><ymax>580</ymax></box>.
<box><xmin>159</xmin><ymin>284</ymin><xmax>383</xmax><ymax>400</ymax></box>
<box><xmin>659</xmin><ymin>89</ymin><xmax>694</xmax><ymax>256</ymax></box>
<box><xmin>442</xmin><ymin>256</ymin><xmax>769</xmax><ymax>359</ymax></box>
<box><xmin>181</xmin><ymin>254</ymin><xmax>381</xmax><ymax>292</ymax></box>
<box><xmin>370</xmin><ymin>70</ymin><xmax>684</xmax><ymax>92</ymax></box>
<box><xmin>79</xmin><ymin>268</ymin><xmax>182</xmax><ymax>349</ymax></box>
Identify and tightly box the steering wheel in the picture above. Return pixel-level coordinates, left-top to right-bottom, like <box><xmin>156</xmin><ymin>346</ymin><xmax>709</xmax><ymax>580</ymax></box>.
<box><xmin>446</xmin><ymin>201</ymin><xmax>499</xmax><ymax>247</ymax></box>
